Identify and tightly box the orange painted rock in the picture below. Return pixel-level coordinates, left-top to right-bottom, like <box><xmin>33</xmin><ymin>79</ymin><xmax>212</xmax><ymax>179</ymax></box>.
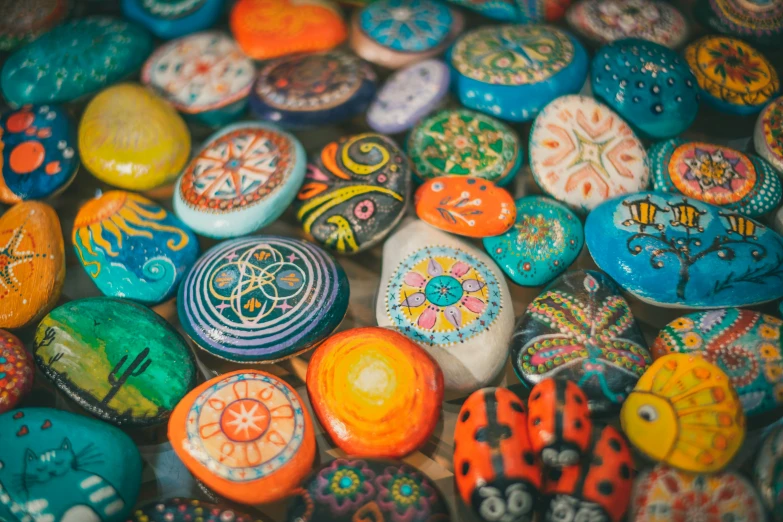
<box><xmin>168</xmin><ymin>370</ymin><xmax>316</xmax><ymax>504</ymax></box>
<box><xmin>414</xmin><ymin>176</ymin><xmax>516</xmax><ymax>238</ymax></box>
<box><xmin>306</xmin><ymin>327</ymin><xmax>444</xmax><ymax>458</ymax></box>
<box><xmin>0</xmin><ymin>329</ymin><xmax>33</xmax><ymax>413</ymax></box>
<box><xmin>0</xmin><ymin>201</ymin><xmax>64</xmax><ymax>329</ymax></box>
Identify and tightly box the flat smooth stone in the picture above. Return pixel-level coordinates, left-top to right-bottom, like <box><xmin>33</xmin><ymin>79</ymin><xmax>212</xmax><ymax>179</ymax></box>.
<box><xmin>376</xmin><ymin>220</ymin><xmax>514</xmax><ymax>393</ymax></box>
<box><xmin>1</xmin><ymin>17</ymin><xmax>153</xmax><ymax>107</ymax></box>
<box><xmin>754</xmin><ymin>425</ymin><xmax>782</xmax><ymax>517</ymax></box>
<box><xmin>122</xmin><ymin>0</ymin><xmax>224</xmax><ymax>39</ymax></box>
<box><xmin>754</xmin><ymin>95</ymin><xmax>783</xmax><ymax>173</ymax></box>
<box><xmin>72</xmin><ymin>191</ymin><xmax>199</xmax><ymax>305</ymax></box>
<box><xmin>130</xmin><ymin>498</ymin><xmax>269</xmax><ymax>522</ymax></box>
<box><xmin>173</xmin><ymin>122</ymin><xmax>306</xmax><ymax>238</ymax></box>
<box><xmin>0</xmin><ymin>330</ymin><xmax>33</xmax><ymax>414</ymax></box>
<box><xmin>295</xmin><ymin>133</ymin><xmax>410</xmax><ymax>254</ymax></box>
<box><xmin>694</xmin><ymin>0</ymin><xmax>783</xmax><ymax>47</ymax></box>
<box><xmin>0</xmin><ymin>0</ymin><xmax>69</xmax><ymax>51</ymax></box>
<box><xmin>585</xmin><ymin>192</ymin><xmax>783</xmax><ymax>308</ymax></box>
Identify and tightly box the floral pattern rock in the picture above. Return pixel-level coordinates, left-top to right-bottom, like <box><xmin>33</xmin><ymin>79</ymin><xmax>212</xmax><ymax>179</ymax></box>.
<box><xmin>754</xmin><ymin>95</ymin><xmax>783</xmax><ymax>173</ymax></box>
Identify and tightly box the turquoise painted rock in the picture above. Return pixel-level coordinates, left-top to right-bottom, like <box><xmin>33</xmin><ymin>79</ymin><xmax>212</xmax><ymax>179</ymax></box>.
<box><xmin>650</xmin><ymin>139</ymin><xmax>783</xmax><ymax>218</ymax></box>
<box><xmin>0</xmin><ymin>407</ymin><xmax>142</xmax><ymax>522</ymax></box>
<box><xmin>33</xmin><ymin>298</ymin><xmax>196</xmax><ymax>427</ymax></box>
<box><xmin>754</xmin><ymin>425</ymin><xmax>783</xmax><ymax>518</ymax></box>
<box><xmin>585</xmin><ymin>192</ymin><xmax>783</xmax><ymax>309</ymax></box>
<box><xmin>1</xmin><ymin>17</ymin><xmax>153</xmax><ymax>107</ymax></box>
<box><xmin>122</xmin><ymin>0</ymin><xmax>225</xmax><ymax>40</ymax></box>
<box><xmin>129</xmin><ymin>498</ymin><xmax>269</xmax><ymax>522</ymax></box>
<box><xmin>484</xmin><ymin>196</ymin><xmax>583</xmax><ymax>287</ymax></box>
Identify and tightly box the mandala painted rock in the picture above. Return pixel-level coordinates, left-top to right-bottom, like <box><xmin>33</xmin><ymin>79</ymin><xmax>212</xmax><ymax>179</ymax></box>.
<box><xmin>755</xmin><ymin>95</ymin><xmax>783</xmax><ymax>174</ymax></box>
<box><xmin>0</xmin><ymin>202</ymin><xmax>65</xmax><ymax>330</ymax></box>
<box><xmin>1</xmin><ymin>17</ymin><xmax>153</xmax><ymax>107</ymax></box>
<box><xmin>0</xmin><ymin>330</ymin><xmax>33</xmax><ymax>414</ymax></box>
<box><xmin>173</xmin><ymin>122</ymin><xmax>306</xmax><ymax>238</ymax></box>
<box><xmin>122</xmin><ymin>0</ymin><xmax>224</xmax><ymax>39</ymax></box>
<box><xmin>0</xmin><ymin>0</ymin><xmax>69</xmax><ymax>51</ymax></box>
<box><xmin>407</xmin><ymin>109</ymin><xmax>522</xmax><ymax>186</ymax></box>
<box><xmin>306</xmin><ymin>327</ymin><xmax>443</xmax><ymax>458</ymax></box>
<box><xmin>376</xmin><ymin>220</ymin><xmax>514</xmax><ymax>393</ymax></box>
<box><xmin>449</xmin><ymin>25</ymin><xmax>588</xmax><ymax>122</ymax></box>
<box><xmin>130</xmin><ymin>498</ymin><xmax>269</xmax><ymax>522</ymax></box>
<box><xmin>179</xmin><ymin>236</ymin><xmax>349</xmax><ymax>363</ymax></box>
<box><xmin>168</xmin><ymin>370</ymin><xmax>316</xmax><ymax>504</ymax></box>
<box><xmin>585</xmin><ymin>192</ymin><xmax>783</xmax><ymax>309</ymax></box>
<box><xmin>295</xmin><ymin>133</ymin><xmax>410</xmax><ymax>254</ymax></box>
<box><xmin>695</xmin><ymin>0</ymin><xmax>783</xmax><ymax>47</ymax></box>
<box><xmin>754</xmin><ymin>426</ymin><xmax>783</xmax><ymax>518</ymax></box>
<box><xmin>73</xmin><ymin>191</ymin><xmax>199</xmax><ymax>305</ymax></box>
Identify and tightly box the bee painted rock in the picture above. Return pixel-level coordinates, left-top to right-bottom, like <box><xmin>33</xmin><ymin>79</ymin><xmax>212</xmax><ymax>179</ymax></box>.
<box><xmin>754</xmin><ymin>426</ymin><xmax>782</xmax><ymax>519</ymax></box>
<box><xmin>755</xmin><ymin>96</ymin><xmax>783</xmax><ymax>174</ymax></box>
<box><xmin>0</xmin><ymin>330</ymin><xmax>33</xmax><ymax>414</ymax></box>
<box><xmin>122</xmin><ymin>0</ymin><xmax>224</xmax><ymax>39</ymax></box>
<box><xmin>454</xmin><ymin>387</ymin><xmax>542</xmax><ymax>522</ymax></box>
<box><xmin>129</xmin><ymin>498</ymin><xmax>270</xmax><ymax>522</ymax></box>
<box><xmin>73</xmin><ymin>191</ymin><xmax>199</xmax><ymax>305</ymax></box>
<box><xmin>694</xmin><ymin>0</ymin><xmax>783</xmax><ymax>48</ymax></box>
<box><xmin>0</xmin><ymin>0</ymin><xmax>69</xmax><ymax>51</ymax></box>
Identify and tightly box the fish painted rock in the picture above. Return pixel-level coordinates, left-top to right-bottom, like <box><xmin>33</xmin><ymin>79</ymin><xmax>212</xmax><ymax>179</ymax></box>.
<box><xmin>755</xmin><ymin>95</ymin><xmax>783</xmax><ymax>174</ymax></box>
<box><xmin>0</xmin><ymin>330</ymin><xmax>33</xmax><ymax>414</ymax></box>
<box><xmin>754</xmin><ymin>425</ymin><xmax>782</xmax><ymax>519</ymax></box>
<box><xmin>585</xmin><ymin>192</ymin><xmax>783</xmax><ymax>308</ymax></box>
<box><xmin>0</xmin><ymin>0</ymin><xmax>69</xmax><ymax>51</ymax></box>
<box><xmin>129</xmin><ymin>498</ymin><xmax>270</xmax><ymax>522</ymax></box>
<box><xmin>694</xmin><ymin>0</ymin><xmax>783</xmax><ymax>48</ymax></box>
<box><xmin>122</xmin><ymin>0</ymin><xmax>224</xmax><ymax>39</ymax></box>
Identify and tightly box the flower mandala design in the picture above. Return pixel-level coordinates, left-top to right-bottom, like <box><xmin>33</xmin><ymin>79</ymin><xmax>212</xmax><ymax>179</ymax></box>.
<box><xmin>683</xmin><ymin>148</ymin><xmax>743</xmax><ymax>190</ymax></box>
<box><xmin>313</xmin><ymin>459</ymin><xmax>376</xmax><ymax>515</ymax></box>
<box><xmin>706</xmin><ymin>40</ymin><xmax>765</xmax><ymax>84</ymax></box>
<box><xmin>375</xmin><ymin>466</ymin><xmax>437</xmax><ymax>522</ymax></box>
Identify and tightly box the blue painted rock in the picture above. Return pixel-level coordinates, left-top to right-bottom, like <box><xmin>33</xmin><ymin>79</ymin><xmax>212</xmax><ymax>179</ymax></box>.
<box><xmin>483</xmin><ymin>196</ymin><xmax>583</xmax><ymax>287</ymax></box>
<box><xmin>1</xmin><ymin>17</ymin><xmax>153</xmax><ymax>107</ymax></box>
<box><xmin>173</xmin><ymin>122</ymin><xmax>306</xmax><ymax>238</ymax></box>
<box><xmin>694</xmin><ymin>0</ymin><xmax>783</xmax><ymax>48</ymax></box>
<box><xmin>650</xmin><ymin>139</ymin><xmax>782</xmax><ymax>218</ymax></box>
<box><xmin>443</xmin><ymin>0</ymin><xmax>519</xmax><ymax>21</ymax></box>
<box><xmin>449</xmin><ymin>25</ymin><xmax>588</xmax><ymax>122</ymax></box>
<box><xmin>129</xmin><ymin>498</ymin><xmax>270</xmax><ymax>522</ymax></box>
<box><xmin>755</xmin><ymin>96</ymin><xmax>783</xmax><ymax>174</ymax></box>
<box><xmin>0</xmin><ymin>0</ymin><xmax>69</xmax><ymax>52</ymax></box>
<box><xmin>754</xmin><ymin>425</ymin><xmax>783</xmax><ymax>518</ymax></box>
<box><xmin>122</xmin><ymin>0</ymin><xmax>224</xmax><ymax>39</ymax></box>
<box><xmin>0</xmin><ymin>407</ymin><xmax>142</xmax><ymax>522</ymax></box>
<box><xmin>72</xmin><ymin>191</ymin><xmax>199</xmax><ymax>305</ymax></box>
<box><xmin>585</xmin><ymin>192</ymin><xmax>783</xmax><ymax>308</ymax></box>
<box><xmin>591</xmin><ymin>38</ymin><xmax>700</xmax><ymax>139</ymax></box>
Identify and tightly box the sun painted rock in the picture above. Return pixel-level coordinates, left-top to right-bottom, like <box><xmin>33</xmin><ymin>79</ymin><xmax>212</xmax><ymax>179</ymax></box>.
<box><xmin>306</xmin><ymin>327</ymin><xmax>443</xmax><ymax>458</ymax></box>
<box><xmin>173</xmin><ymin>122</ymin><xmax>306</xmax><ymax>238</ymax></box>
<box><xmin>0</xmin><ymin>0</ymin><xmax>69</xmax><ymax>51</ymax></box>
<box><xmin>449</xmin><ymin>25</ymin><xmax>588</xmax><ymax>122</ymax></box>
<box><xmin>0</xmin><ymin>330</ymin><xmax>33</xmax><ymax>414</ymax></box>
<box><xmin>376</xmin><ymin>220</ymin><xmax>514</xmax><ymax>393</ymax></box>
<box><xmin>0</xmin><ymin>202</ymin><xmax>64</xmax><ymax>330</ymax></box>
<box><xmin>754</xmin><ymin>426</ymin><xmax>783</xmax><ymax>519</ymax></box>
<box><xmin>1</xmin><ymin>17</ymin><xmax>153</xmax><ymax>107</ymax></box>
<box><xmin>0</xmin><ymin>407</ymin><xmax>142</xmax><ymax>522</ymax></box>
<box><xmin>130</xmin><ymin>498</ymin><xmax>269</xmax><ymax>522</ymax></box>
<box><xmin>407</xmin><ymin>108</ymin><xmax>522</xmax><ymax>186</ymax></box>
<box><xmin>122</xmin><ymin>0</ymin><xmax>224</xmax><ymax>39</ymax></box>
<box><xmin>755</xmin><ymin>96</ymin><xmax>783</xmax><ymax>174</ymax></box>
<box><xmin>169</xmin><ymin>370</ymin><xmax>316</xmax><ymax>504</ymax></box>
<box><xmin>694</xmin><ymin>0</ymin><xmax>783</xmax><ymax>48</ymax></box>
<box><xmin>295</xmin><ymin>133</ymin><xmax>410</xmax><ymax>255</ymax></box>
<box><xmin>529</xmin><ymin>95</ymin><xmax>649</xmax><ymax>210</ymax></box>
<box><xmin>585</xmin><ymin>192</ymin><xmax>783</xmax><ymax>308</ymax></box>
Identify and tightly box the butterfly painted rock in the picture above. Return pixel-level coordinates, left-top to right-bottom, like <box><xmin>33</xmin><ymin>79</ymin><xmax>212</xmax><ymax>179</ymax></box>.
<box><xmin>755</xmin><ymin>95</ymin><xmax>783</xmax><ymax>174</ymax></box>
<box><xmin>694</xmin><ymin>0</ymin><xmax>783</xmax><ymax>48</ymax></box>
<box><xmin>129</xmin><ymin>498</ymin><xmax>270</xmax><ymax>522</ymax></box>
<box><xmin>122</xmin><ymin>0</ymin><xmax>224</xmax><ymax>39</ymax></box>
<box><xmin>0</xmin><ymin>330</ymin><xmax>33</xmax><ymax>414</ymax></box>
<box><xmin>0</xmin><ymin>0</ymin><xmax>69</xmax><ymax>51</ymax></box>
<box><xmin>754</xmin><ymin>425</ymin><xmax>782</xmax><ymax>519</ymax></box>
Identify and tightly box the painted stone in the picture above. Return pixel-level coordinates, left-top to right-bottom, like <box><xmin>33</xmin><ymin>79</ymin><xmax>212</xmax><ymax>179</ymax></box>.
<box><xmin>376</xmin><ymin>220</ymin><xmax>514</xmax><ymax>393</ymax></box>
<box><xmin>168</xmin><ymin>370</ymin><xmax>316</xmax><ymax>504</ymax></box>
<box><xmin>173</xmin><ymin>122</ymin><xmax>306</xmax><ymax>238</ymax></box>
<box><xmin>527</xmin><ymin>379</ymin><xmax>591</xmax><ymax>467</ymax></box>
<box><xmin>306</xmin><ymin>327</ymin><xmax>443</xmax><ymax>458</ymax></box>
<box><xmin>449</xmin><ymin>25</ymin><xmax>588</xmax><ymax>122</ymax></box>
<box><xmin>122</xmin><ymin>0</ymin><xmax>224</xmax><ymax>40</ymax></box>
<box><xmin>407</xmin><ymin>109</ymin><xmax>522</xmax><ymax>186</ymax></box>
<box><xmin>443</xmin><ymin>0</ymin><xmax>519</xmax><ymax>21</ymax></box>
<box><xmin>1</xmin><ymin>17</ymin><xmax>153</xmax><ymax>107</ymax></box>
<box><xmin>0</xmin><ymin>330</ymin><xmax>33</xmax><ymax>414</ymax></box>
<box><xmin>0</xmin><ymin>0</ymin><xmax>69</xmax><ymax>51</ymax></box>
<box><xmin>129</xmin><ymin>498</ymin><xmax>269</xmax><ymax>522</ymax></box>
<box><xmin>777</xmin><ymin>206</ymin><xmax>783</xmax><ymax>235</ymax></box>
<box><xmin>445</xmin><ymin>0</ymin><xmax>568</xmax><ymax>22</ymax></box>
<box><xmin>179</xmin><ymin>236</ymin><xmax>349</xmax><ymax>363</ymax></box>
<box><xmin>529</xmin><ymin>95</ymin><xmax>649</xmax><ymax>210</ymax></box>
<box><xmin>72</xmin><ymin>191</ymin><xmax>199</xmax><ymax>305</ymax></box>
<box><xmin>754</xmin><ymin>426</ymin><xmax>782</xmax><ymax>518</ymax></box>
<box><xmin>79</xmin><ymin>84</ymin><xmax>191</xmax><ymax>192</ymax></box>
<box><xmin>0</xmin><ymin>407</ymin><xmax>142</xmax><ymax>522</ymax></box>
<box><xmin>585</xmin><ymin>192</ymin><xmax>783</xmax><ymax>309</ymax></box>
<box><xmin>620</xmin><ymin>353</ymin><xmax>745</xmax><ymax>473</ymax></box>
<box><xmin>685</xmin><ymin>35</ymin><xmax>780</xmax><ymax>116</ymax></box>
<box><xmin>694</xmin><ymin>0</ymin><xmax>783</xmax><ymax>48</ymax></box>
<box><xmin>591</xmin><ymin>39</ymin><xmax>700</xmax><ymax>140</ymax></box>
<box><xmin>295</xmin><ymin>133</ymin><xmax>410</xmax><ymax>254</ymax></box>
<box><xmin>755</xmin><ymin>95</ymin><xmax>783</xmax><ymax>174</ymax></box>
<box><xmin>0</xmin><ymin>202</ymin><xmax>65</xmax><ymax>330</ymax></box>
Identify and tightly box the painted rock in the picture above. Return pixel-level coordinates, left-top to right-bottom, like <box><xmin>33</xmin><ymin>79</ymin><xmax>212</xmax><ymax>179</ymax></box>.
<box><xmin>73</xmin><ymin>191</ymin><xmax>199</xmax><ymax>305</ymax></box>
<box><xmin>366</xmin><ymin>59</ymin><xmax>449</xmax><ymax>134</ymax></box>
<box><xmin>755</xmin><ymin>95</ymin><xmax>783</xmax><ymax>174</ymax></box>
<box><xmin>777</xmin><ymin>206</ymin><xmax>783</xmax><ymax>235</ymax></box>
<box><xmin>0</xmin><ymin>0</ymin><xmax>69</xmax><ymax>51</ymax></box>
<box><xmin>168</xmin><ymin>370</ymin><xmax>316</xmax><ymax>504</ymax></box>
<box><xmin>620</xmin><ymin>353</ymin><xmax>745</xmax><ymax>473</ymax></box>
<box><xmin>449</xmin><ymin>25</ymin><xmax>588</xmax><ymax>122</ymax></box>
<box><xmin>694</xmin><ymin>0</ymin><xmax>783</xmax><ymax>48</ymax></box>
<box><xmin>179</xmin><ymin>236</ymin><xmax>349</xmax><ymax>363</ymax></box>
<box><xmin>173</xmin><ymin>122</ymin><xmax>306</xmax><ymax>238</ymax></box>
<box><xmin>295</xmin><ymin>133</ymin><xmax>410</xmax><ymax>254</ymax></box>
<box><xmin>122</xmin><ymin>0</ymin><xmax>224</xmax><ymax>39</ymax></box>
<box><xmin>754</xmin><ymin>426</ymin><xmax>782</xmax><ymax>518</ymax></box>
<box><xmin>0</xmin><ymin>330</ymin><xmax>33</xmax><ymax>414</ymax></box>
<box><xmin>529</xmin><ymin>95</ymin><xmax>649</xmax><ymax>210</ymax></box>
<box><xmin>591</xmin><ymin>39</ymin><xmax>700</xmax><ymax>139</ymax></box>
<box><xmin>0</xmin><ymin>202</ymin><xmax>65</xmax><ymax>330</ymax></box>
<box><xmin>376</xmin><ymin>220</ymin><xmax>514</xmax><ymax>393</ymax></box>
<box><xmin>0</xmin><ymin>104</ymin><xmax>78</xmax><ymax>204</ymax></box>
<box><xmin>0</xmin><ymin>407</ymin><xmax>142</xmax><ymax>522</ymax></box>
<box><xmin>306</xmin><ymin>327</ymin><xmax>443</xmax><ymax>458</ymax></box>
<box><xmin>585</xmin><ymin>192</ymin><xmax>783</xmax><ymax>308</ymax></box>
<box><xmin>527</xmin><ymin>379</ymin><xmax>591</xmax><ymax>467</ymax></box>
<box><xmin>685</xmin><ymin>35</ymin><xmax>780</xmax><ymax>116</ymax></box>
<box><xmin>142</xmin><ymin>31</ymin><xmax>256</xmax><ymax>127</ymax></box>
<box><xmin>230</xmin><ymin>0</ymin><xmax>347</xmax><ymax>60</ymax></box>
<box><xmin>407</xmin><ymin>108</ymin><xmax>522</xmax><ymax>186</ymax></box>
<box><xmin>1</xmin><ymin>17</ymin><xmax>153</xmax><ymax>107</ymax></box>
<box><xmin>443</xmin><ymin>0</ymin><xmax>518</xmax><ymax>21</ymax></box>
<box><xmin>129</xmin><ymin>498</ymin><xmax>269</xmax><ymax>522</ymax></box>
<box><xmin>79</xmin><ymin>84</ymin><xmax>191</xmax><ymax>192</ymax></box>
<box><xmin>515</xmin><ymin>0</ymin><xmax>571</xmax><ymax>22</ymax></box>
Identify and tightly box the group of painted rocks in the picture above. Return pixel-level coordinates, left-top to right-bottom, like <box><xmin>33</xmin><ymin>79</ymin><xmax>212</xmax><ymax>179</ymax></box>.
<box><xmin>1</xmin><ymin>0</ymin><xmax>783</xmax><ymax>521</ymax></box>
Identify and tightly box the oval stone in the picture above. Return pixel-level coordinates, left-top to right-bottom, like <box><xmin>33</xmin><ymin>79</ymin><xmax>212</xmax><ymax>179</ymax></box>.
<box><xmin>754</xmin><ymin>425</ymin><xmax>782</xmax><ymax>517</ymax></box>
<box><xmin>0</xmin><ymin>0</ymin><xmax>69</xmax><ymax>51</ymax></box>
<box><xmin>585</xmin><ymin>192</ymin><xmax>783</xmax><ymax>308</ymax></box>
<box><xmin>754</xmin><ymin>95</ymin><xmax>783</xmax><ymax>174</ymax></box>
<box><xmin>694</xmin><ymin>0</ymin><xmax>783</xmax><ymax>47</ymax></box>
<box><xmin>0</xmin><ymin>330</ymin><xmax>34</xmax><ymax>414</ymax></box>
<box><xmin>129</xmin><ymin>498</ymin><xmax>270</xmax><ymax>522</ymax></box>
<box><xmin>122</xmin><ymin>0</ymin><xmax>224</xmax><ymax>39</ymax></box>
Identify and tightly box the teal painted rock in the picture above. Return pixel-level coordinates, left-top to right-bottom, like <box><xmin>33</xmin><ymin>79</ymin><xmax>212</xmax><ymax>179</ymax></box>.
<box><xmin>483</xmin><ymin>196</ymin><xmax>583</xmax><ymax>287</ymax></box>
<box><xmin>32</xmin><ymin>298</ymin><xmax>196</xmax><ymax>427</ymax></box>
<box><xmin>1</xmin><ymin>17</ymin><xmax>153</xmax><ymax>107</ymax></box>
<box><xmin>0</xmin><ymin>407</ymin><xmax>142</xmax><ymax>522</ymax></box>
<box><xmin>754</xmin><ymin>425</ymin><xmax>783</xmax><ymax>519</ymax></box>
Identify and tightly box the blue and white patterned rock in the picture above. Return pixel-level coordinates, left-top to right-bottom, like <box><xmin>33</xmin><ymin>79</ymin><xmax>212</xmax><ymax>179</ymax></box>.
<box><xmin>122</xmin><ymin>0</ymin><xmax>224</xmax><ymax>39</ymax></box>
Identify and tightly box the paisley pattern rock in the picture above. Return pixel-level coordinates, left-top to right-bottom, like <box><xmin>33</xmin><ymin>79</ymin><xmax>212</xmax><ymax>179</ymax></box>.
<box><xmin>0</xmin><ymin>330</ymin><xmax>33</xmax><ymax>414</ymax></box>
<box><xmin>754</xmin><ymin>425</ymin><xmax>782</xmax><ymax>519</ymax></box>
<box><xmin>754</xmin><ymin>95</ymin><xmax>783</xmax><ymax>174</ymax></box>
<box><xmin>129</xmin><ymin>498</ymin><xmax>269</xmax><ymax>522</ymax></box>
<box><xmin>694</xmin><ymin>0</ymin><xmax>783</xmax><ymax>47</ymax></box>
<box><xmin>122</xmin><ymin>0</ymin><xmax>224</xmax><ymax>39</ymax></box>
<box><xmin>0</xmin><ymin>0</ymin><xmax>69</xmax><ymax>51</ymax></box>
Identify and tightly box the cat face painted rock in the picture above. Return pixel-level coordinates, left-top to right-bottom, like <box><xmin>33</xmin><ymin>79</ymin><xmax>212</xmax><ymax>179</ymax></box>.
<box><xmin>122</xmin><ymin>0</ymin><xmax>224</xmax><ymax>39</ymax></box>
<box><xmin>129</xmin><ymin>498</ymin><xmax>269</xmax><ymax>522</ymax></box>
<box><xmin>694</xmin><ymin>0</ymin><xmax>783</xmax><ymax>48</ymax></box>
<box><xmin>0</xmin><ymin>0</ymin><xmax>69</xmax><ymax>51</ymax></box>
<box><xmin>0</xmin><ymin>408</ymin><xmax>142</xmax><ymax>522</ymax></box>
<box><xmin>755</xmin><ymin>96</ymin><xmax>783</xmax><ymax>174</ymax></box>
<box><xmin>0</xmin><ymin>330</ymin><xmax>33</xmax><ymax>414</ymax></box>
<box><xmin>754</xmin><ymin>425</ymin><xmax>783</xmax><ymax>517</ymax></box>
<box><xmin>585</xmin><ymin>192</ymin><xmax>783</xmax><ymax>308</ymax></box>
